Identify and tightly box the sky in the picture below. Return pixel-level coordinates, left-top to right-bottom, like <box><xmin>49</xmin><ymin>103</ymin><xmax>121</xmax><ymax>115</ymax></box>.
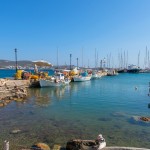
<box><xmin>0</xmin><ymin>0</ymin><xmax>150</xmax><ymax>68</ymax></box>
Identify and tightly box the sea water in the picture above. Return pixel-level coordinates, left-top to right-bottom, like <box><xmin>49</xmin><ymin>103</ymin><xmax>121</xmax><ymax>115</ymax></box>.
<box><xmin>0</xmin><ymin>71</ymin><xmax>150</xmax><ymax>149</ymax></box>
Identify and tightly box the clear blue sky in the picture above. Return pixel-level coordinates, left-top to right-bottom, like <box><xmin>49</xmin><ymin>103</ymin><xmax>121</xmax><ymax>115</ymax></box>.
<box><xmin>0</xmin><ymin>0</ymin><xmax>150</xmax><ymax>68</ymax></box>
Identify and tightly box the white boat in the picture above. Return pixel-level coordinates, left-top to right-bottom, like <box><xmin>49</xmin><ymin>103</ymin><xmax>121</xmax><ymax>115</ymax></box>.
<box><xmin>39</xmin><ymin>72</ymin><xmax>71</xmax><ymax>87</ymax></box>
<box><xmin>73</xmin><ymin>75</ymin><xmax>91</xmax><ymax>82</ymax></box>
<box><xmin>107</xmin><ymin>69</ymin><xmax>118</xmax><ymax>76</ymax></box>
<box><xmin>91</xmin><ymin>71</ymin><xmax>102</xmax><ymax>79</ymax></box>
<box><xmin>39</xmin><ymin>79</ymin><xmax>70</xmax><ymax>87</ymax></box>
<box><xmin>127</xmin><ymin>64</ymin><xmax>141</xmax><ymax>73</ymax></box>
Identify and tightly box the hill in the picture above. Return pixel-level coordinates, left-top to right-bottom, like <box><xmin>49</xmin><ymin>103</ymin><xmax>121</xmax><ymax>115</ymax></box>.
<box><xmin>0</xmin><ymin>60</ymin><xmax>34</xmax><ymax>68</ymax></box>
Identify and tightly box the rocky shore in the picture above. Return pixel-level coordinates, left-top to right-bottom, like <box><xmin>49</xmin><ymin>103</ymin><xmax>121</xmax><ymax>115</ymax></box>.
<box><xmin>0</xmin><ymin>79</ymin><xmax>30</xmax><ymax>107</ymax></box>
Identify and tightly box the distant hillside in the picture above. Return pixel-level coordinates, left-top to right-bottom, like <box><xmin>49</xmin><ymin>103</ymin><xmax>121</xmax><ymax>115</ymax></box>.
<box><xmin>0</xmin><ymin>60</ymin><xmax>34</xmax><ymax>68</ymax></box>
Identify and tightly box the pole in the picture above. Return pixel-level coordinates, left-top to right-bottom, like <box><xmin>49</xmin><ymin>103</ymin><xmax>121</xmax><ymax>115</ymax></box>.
<box><xmin>57</xmin><ymin>48</ymin><xmax>59</xmax><ymax>69</ymax></box>
<box><xmin>77</xmin><ymin>58</ymin><xmax>78</xmax><ymax>69</ymax></box>
<box><xmin>14</xmin><ymin>48</ymin><xmax>18</xmax><ymax>73</ymax></box>
<box><xmin>70</xmin><ymin>54</ymin><xmax>72</xmax><ymax>70</ymax></box>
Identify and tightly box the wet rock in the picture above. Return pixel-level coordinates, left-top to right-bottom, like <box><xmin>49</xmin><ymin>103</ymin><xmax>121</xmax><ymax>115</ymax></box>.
<box><xmin>129</xmin><ymin>116</ymin><xmax>150</xmax><ymax>126</ymax></box>
<box><xmin>53</xmin><ymin>144</ymin><xmax>61</xmax><ymax>150</ymax></box>
<box><xmin>0</xmin><ymin>102</ymin><xmax>4</xmax><ymax>107</ymax></box>
<box><xmin>32</xmin><ymin>143</ymin><xmax>50</xmax><ymax>150</ymax></box>
<box><xmin>10</xmin><ymin>129</ymin><xmax>21</xmax><ymax>134</ymax></box>
<box><xmin>98</xmin><ymin>117</ymin><xmax>112</xmax><ymax>121</ymax></box>
<box><xmin>5</xmin><ymin>100</ymin><xmax>11</xmax><ymax>103</ymax></box>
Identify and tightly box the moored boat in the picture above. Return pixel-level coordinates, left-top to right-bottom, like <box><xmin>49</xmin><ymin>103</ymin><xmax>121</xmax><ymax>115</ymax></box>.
<box><xmin>73</xmin><ymin>71</ymin><xmax>91</xmax><ymax>82</ymax></box>
<box><xmin>127</xmin><ymin>65</ymin><xmax>141</xmax><ymax>73</ymax></box>
<box><xmin>107</xmin><ymin>69</ymin><xmax>118</xmax><ymax>76</ymax></box>
<box><xmin>73</xmin><ymin>75</ymin><xmax>91</xmax><ymax>82</ymax></box>
<box><xmin>39</xmin><ymin>72</ymin><xmax>71</xmax><ymax>87</ymax></box>
<box><xmin>39</xmin><ymin>78</ymin><xmax>70</xmax><ymax>87</ymax></box>
<box><xmin>91</xmin><ymin>71</ymin><xmax>102</xmax><ymax>79</ymax></box>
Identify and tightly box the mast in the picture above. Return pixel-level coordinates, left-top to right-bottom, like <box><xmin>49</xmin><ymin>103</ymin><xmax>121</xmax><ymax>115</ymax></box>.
<box><xmin>95</xmin><ymin>48</ymin><xmax>97</xmax><ymax>69</ymax></box>
<box><xmin>124</xmin><ymin>51</ymin><xmax>125</xmax><ymax>69</ymax></box>
<box><xmin>70</xmin><ymin>54</ymin><xmax>72</xmax><ymax>70</ymax></box>
<box><xmin>82</xmin><ymin>48</ymin><xmax>83</xmax><ymax>68</ymax></box>
<box><xmin>57</xmin><ymin>48</ymin><xmax>58</xmax><ymax>69</ymax></box>
<box><xmin>76</xmin><ymin>58</ymin><xmax>79</xmax><ymax>69</ymax></box>
<box><xmin>126</xmin><ymin>51</ymin><xmax>128</xmax><ymax>68</ymax></box>
<box><xmin>148</xmin><ymin>50</ymin><xmax>150</xmax><ymax>69</ymax></box>
<box><xmin>138</xmin><ymin>51</ymin><xmax>140</xmax><ymax>68</ymax></box>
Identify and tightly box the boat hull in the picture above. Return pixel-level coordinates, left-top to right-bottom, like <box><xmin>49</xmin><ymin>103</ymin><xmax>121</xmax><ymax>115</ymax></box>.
<box><xmin>73</xmin><ymin>76</ymin><xmax>91</xmax><ymax>82</ymax></box>
<box><xmin>127</xmin><ymin>69</ymin><xmax>141</xmax><ymax>73</ymax></box>
<box><xmin>39</xmin><ymin>79</ymin><xmax>70</xmax><ymax>87</ymax></box>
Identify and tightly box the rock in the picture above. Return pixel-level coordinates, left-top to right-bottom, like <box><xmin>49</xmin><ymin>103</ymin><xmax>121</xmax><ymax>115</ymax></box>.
<box><xmin>129</xmin><ymin>116</ymin><xmax>150</xmax><ymax>126</ymax></box>
<box><xmin>14</xmin><ymin>98</ymin><xmax>24</xmax><ymax>102</ymax></box>
<box><xmin>0</xmin><ymin>103</ymin><xmax>4</xmax><ymax>107</ymax></box>
<box><xmin>0</xmin><ymin>79</ymin><xmax>28</xmax><ymax>101</ymax></box>
<box><xmin>5</xmin><ymin>100</ymin><xmax>11</xmax><ymax>103</ymax></box>
<box><xmin>53</xmin><ymin>144</ymin><xmax>61</xmax><ymax>150</ymax></box>
<box><xmin>10</xmin><ymin>129</ymin><xmax>21</xmax><ymax>134</ymax></box>
<box><xmin>32</xmin><ymin>143</ymin><xmax>50</xmax><ymax>150</ymax></box>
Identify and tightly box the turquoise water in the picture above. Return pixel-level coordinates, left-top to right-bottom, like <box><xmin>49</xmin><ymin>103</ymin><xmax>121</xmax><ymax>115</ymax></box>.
<box><xmin>0</xmin><ymin>71</ymin><xmax>150</xmax><ymax>149</ymax></box>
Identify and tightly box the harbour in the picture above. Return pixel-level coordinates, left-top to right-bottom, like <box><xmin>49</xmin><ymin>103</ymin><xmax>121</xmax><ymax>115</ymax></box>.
<box><xmin>0</xmin><ymin>69</ymin><xmax>150</xmax><ymax>149</ymax></box>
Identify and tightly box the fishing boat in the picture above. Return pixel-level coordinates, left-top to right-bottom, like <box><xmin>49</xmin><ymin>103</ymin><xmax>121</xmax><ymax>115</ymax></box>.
<box><xmin>39</xmin><ymin>78</ymin><xmax>70</xmax><ymax>87</ymax></box>
<box><xmin>73</xmin><ymin>75</ymin><xmax>91</xmax><ymax>82</ymax></box>
<box><xmin>91</xmin><ymin>71</ymin><xmax>102</xmax><ymax>79</ymax></box>
<box><xmin>73</xmin><ymin>71</ymin><xmax>91</xmax><ymax>82</ymax></box>
<box><xmin>107</xmin><ymin>69</ymin><xmax>118</xmax><ymax>76</ymax></box>
<box><xmin>39</xmin><ymin>72</ymin><xmax>71</xmax><ymax>87</ymax></box>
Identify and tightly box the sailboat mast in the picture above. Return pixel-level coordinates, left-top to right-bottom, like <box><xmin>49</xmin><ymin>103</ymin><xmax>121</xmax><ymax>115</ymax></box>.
<box><xmin>57</xmin><ymin>48</ymin><xmax>59</xmax><ymax>69</ymax></box>
<box><xmin>82</xmin><ymin>48</ymin><xmax>83</xmax><ymax>68</ymax></box>
<box><xmin>138</xmin><ymin>51</ymin><xmax>140</xmax><ymax>68</ymax></box>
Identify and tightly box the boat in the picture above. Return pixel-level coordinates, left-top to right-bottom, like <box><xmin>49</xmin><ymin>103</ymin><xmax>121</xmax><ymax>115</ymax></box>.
<box><xmin>66</xmin><ymin>134</ymin><xmax>106</xmax><ymax>150</ymax></box>
<box><xmin>73</xmin><ymin>75</ymin><xmax>91</xmax><ymax>82</ymax></box>
<box><xmin>39</xmin><ymin>72</ymin><xmax>71</xmax><ymax>87</ymax></box>
<box><xmin>127</xmin><ymin>65</ymin><xmax>141</xmax><ymax>73</ymax></box>
<box><xmin>117</xmin><ymin>68</ymin><xmax>127</xmax><ymax>73</ymax></box>
<box><xmin>73</xmin><ymin>71</ymin><xmax>91</xmax><ymax>82</ymax></box>
<box><xmin>91</xmin><ymin>71</ymin><xmax>102</xmax><ymax>79</ymax></box>
<box><xmin>107</xmin><ymin>69</ymin><xmax>118</xmax><ymax>76</ymax></box>
<box><xmin>39</xmin><ymin>78</ymin><xmax>70</xmax><ymax>87</ymax></box>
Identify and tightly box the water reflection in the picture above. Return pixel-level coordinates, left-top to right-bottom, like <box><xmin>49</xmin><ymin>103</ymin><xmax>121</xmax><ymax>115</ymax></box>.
<box><xmin>27</xmin><ymin>86</ymin><xmax>70</xmax><ymax>106</ymax></box>
<box><xmin>69</xmin><ymin>81</ymin><xmax>92</xmax><ymax>93</ymax></box>
<box><xmin>27</xmin><ymin>82</ymin><xmax>92</xmax><ymax>107</ymax></box>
